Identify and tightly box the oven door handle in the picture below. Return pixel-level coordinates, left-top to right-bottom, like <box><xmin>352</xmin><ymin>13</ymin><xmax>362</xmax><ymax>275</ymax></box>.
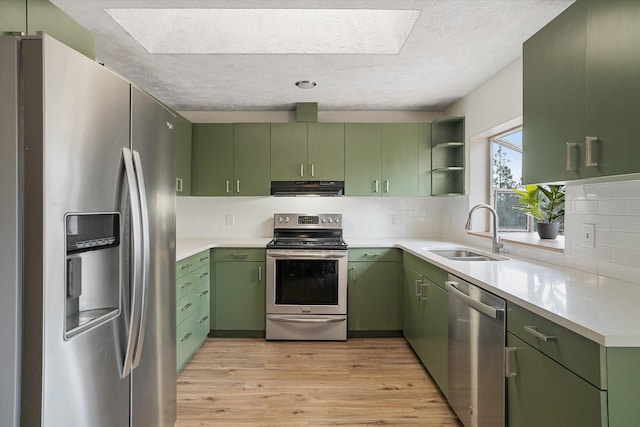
<box><xmin>269</xmin><ymin>316</ymin><xmax>346</xmax><ymax>324</ymax></box>
<box><xmin>267</xmin><ymin>252</ymin><xmax>347</xmax><ymax>259</ymax></box>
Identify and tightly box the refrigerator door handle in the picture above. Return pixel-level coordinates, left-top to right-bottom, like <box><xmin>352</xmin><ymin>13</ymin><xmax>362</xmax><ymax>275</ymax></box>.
<box><xmin>121</xmin><ymin>147</ymin><xmax>143</xmax><ymax>378</ymax></box>
<box><xmin>131</xmin><ymin>149</ymin><xmax>151</xmax><ymax>369</ymax></box>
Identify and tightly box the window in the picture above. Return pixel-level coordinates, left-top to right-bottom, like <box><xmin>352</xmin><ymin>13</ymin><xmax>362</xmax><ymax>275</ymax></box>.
<box><xmin>490</xmin><ymin>129</ymin><xmax>528</xmax><ymax>231</ymax></box>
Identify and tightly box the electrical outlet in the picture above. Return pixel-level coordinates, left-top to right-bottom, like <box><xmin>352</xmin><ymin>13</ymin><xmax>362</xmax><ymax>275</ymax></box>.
<box><xmin>582</xmin><ymin>223</ymin><xmax>595</xmax><ymax>248</ymax></box>
<box><xmin>226</xmin><ymin>214</ymin><xmax>235</xmax><ymax>226</ymax></box>
<box><xmin>390</xmin><ymin>215</ymin><xmax>398</xmax><ymax>225</ymax></box>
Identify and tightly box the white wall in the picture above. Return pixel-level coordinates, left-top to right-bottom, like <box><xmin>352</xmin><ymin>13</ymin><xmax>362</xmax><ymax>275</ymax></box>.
<box><xmin>441</xmin><ymin>56</ymin><xmax>640</xmax><ymax>282</ymax></box>
<box><xmin>177</xmin><ymin>196</ymin><xmax>448</xmax><ymax>240</ymax></box>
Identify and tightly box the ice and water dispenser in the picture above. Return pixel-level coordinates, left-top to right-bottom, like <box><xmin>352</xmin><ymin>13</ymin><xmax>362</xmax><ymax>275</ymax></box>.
<box><xmin>65</xmin><ymin>213</ymin><xmax>121</xmax><ymax>339</ymax></box>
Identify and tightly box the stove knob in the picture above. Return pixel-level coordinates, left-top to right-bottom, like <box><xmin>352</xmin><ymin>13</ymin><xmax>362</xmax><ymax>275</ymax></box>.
<box><xmin>278</xmin><ymin>217</ymin><xmax>283</xmax><ymax>223</ymax></box>
<box><xmin>321</xmin><ymin>218</ymin><xmax>326</xmax><ymax>223</ymax></box>
<box><xmin>335</xmin><ymin>217</ymin><xmax>340</xmax><ymax>224</ymax></box>
<box><xmin>285</xmin><ymin>217</ymin><xmax>290</xmax><ymax>223</ymax></box>
<box><xmin>328</xmin><ymin>218</ymin><xmax>333</xmax><ymax>223</ymax></box>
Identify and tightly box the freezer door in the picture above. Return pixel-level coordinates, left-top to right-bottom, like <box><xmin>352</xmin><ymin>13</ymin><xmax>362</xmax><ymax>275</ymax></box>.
<box><xmin>130</xmin><ymin>86</ymin><xmax>177</xmax><ymax>427</ymax></box>
<box><xmin>21</xmin><ymin>35</ymin><xmax>131</xmax><ymax>426</ymax></box>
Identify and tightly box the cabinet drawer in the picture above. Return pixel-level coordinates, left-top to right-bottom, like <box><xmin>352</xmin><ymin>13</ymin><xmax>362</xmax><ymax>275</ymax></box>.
<box><xmin>507</xmin><ymin>302</ymin><xmax>606</xmax><ymax>389</ymax></box>
<box><xmin>192</xmin><ymin>281</ymin><xmax>211</xmax><ymax>311</ymax></box>
<box><xmin>193</xmin><ymin>250</ymin><xmax>211</xmax><ymax>269</ymax></box>
<box><xmin>214</xmin><ymin>248</ymin><xmax>265</xmax><ymax>262</ymax></box>
<box><xmin>177</xmin><ymin>250</ymin><xmax>210</xmax><ymax>279</ymax></box>
<box><xmin>176</xmin><ymin>264</ymin><xmax>209</xmax><ymax>301</ymax></box>
<box><xmin>176</xmin><ymin>291</ymin><xmax>200</xmax><ymax>325</ymax></box>
<box><xmin>194</xmin><ymin>301</ymin><xmax>211</xmax><ymax>337</ymax></box>
<box><xmin>348</xmin><ymin>248</ymin><xmax>398</xmax><ymax>262</ymax></box>
<box><xmin>403</xmin><ymin>252</ymin><xmax>448</xmax><ymax>289</ymax></box>
<box><xmin>176</xmin><ymin>314</ymin><xmax>198</xmax><ymax>370</ymax></box>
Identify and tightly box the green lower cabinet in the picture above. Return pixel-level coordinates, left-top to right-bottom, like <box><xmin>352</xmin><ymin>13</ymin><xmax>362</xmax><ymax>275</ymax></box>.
<box><xmin>402</xmin><ymin>254</ymin><xmax>448</xmax><ymax>395</ymax></box>
<box><xmin>214</xmin><ymin>250</ymin><xmax>266</xmax><ymax>333</ymax></box>
<box><xmin>347</xmin><ymin>250</ymin><xmax>400</xmax><ymax>333</ymax></box>
<box><xmin>506</xmin><ymin>332</ymin><xmax>608</xmax><ymax>426</ymax></box>
<box><xmin>176</xmin><ymin>250</ymin><xmax>211</xmax><ymax>371</ymax></box>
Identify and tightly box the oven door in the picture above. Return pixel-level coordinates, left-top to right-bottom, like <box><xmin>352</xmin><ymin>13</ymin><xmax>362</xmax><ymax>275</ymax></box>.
<box><xmin>266</xmin><ymin>249</ymin><xmax>347</xmax><ymax>315</ymax></box>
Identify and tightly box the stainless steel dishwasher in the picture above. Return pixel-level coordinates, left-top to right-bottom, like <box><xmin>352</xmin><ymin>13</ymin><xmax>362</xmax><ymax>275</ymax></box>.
<box><xmin>446</xmin><ymin>274</ymin><xmax>506</xmax><ymax>427</ymax></box>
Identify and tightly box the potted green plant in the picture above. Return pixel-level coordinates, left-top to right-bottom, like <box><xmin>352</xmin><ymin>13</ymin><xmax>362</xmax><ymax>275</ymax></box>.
<box><xmin>512</xmin><ymin>184</ymin><xmax>565</xmax><ymax>239</ymax></box>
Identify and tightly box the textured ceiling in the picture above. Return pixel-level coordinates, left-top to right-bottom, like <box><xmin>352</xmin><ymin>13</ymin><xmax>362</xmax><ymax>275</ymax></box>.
<box><xmin>51</xmin><ymin>0</ymin><xmax>574</xmax><ymax>112</ymax></box>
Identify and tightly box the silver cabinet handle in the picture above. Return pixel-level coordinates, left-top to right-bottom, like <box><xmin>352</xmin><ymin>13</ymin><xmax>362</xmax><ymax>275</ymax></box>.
<box><xmin>565</xmin><ymin>142</ymin><xmax>577</xmax><ymax>171</ymax></box>
<box><xmin>364</xmin><ymin>252</ymin><xmax>380</xmax><ymax>257</ymax></box>
<box><xmin>176</xmin><ymin>177</ymin><xmax>183</xmax><ymax>192</ymax></box>
<box><xmin>199</xmin><ymin>256</ymin><xmax>209</xmax><ymax>262</ymax></box>
<box><xmin>585</xmin><ymin>136</ymin><xmax>598</xmax><ymax>167</ymax></box>
<box><xmin>374</xmin><ymin>180</ymin><xmax>379</xmax><ymax>193</ymax></box>
<box><xmin>180</xmin><ymin>263</ymin><xmax>192</xmax><ymax>270</ymax></box>
<box><xmin>180</xmin><ymin>303</ymin><xmax>192</xmax><ymax>312</ymax></box>
<box><xmin>236</xmin><ymin>180</ymin><xmax>240</xmax><ymax>193</ymax></box>
<box><xmin>414</xmin><ymin>279</ymin><xmax>422</xmax><ymax>297</ymax></box>
<box><xmin>300</xmin><ymin>164</ymin><xmax>304</xmax><ymax>177</ymax></box>
<box><xmin>385</xmin><ymin>180</ymin><xmax>390</xmax><ymax>193</ymax></box>
<box><xmin>180</xmin><ymin>281</ymin><xmax>193</xmax><ymax>290</ymax></box>
<box><xmin>232</xmin><ymin>252</ymin><xmax>248</xmax><ymax>258</ymax></box>
<box><xmin>226</xmin><ymin>180</ymin><xmax>230</xmax><ymax>193</ymax></box>
<box><xmin>180</xmin><ymin>332</ymin><xmax>192</xmax><ymax>343</ymax></box>
<box><xmin>200</xmin><ymin>272</ymin><xmax>209</xmax><ymax>279</ymax></box>
<box><xmin>199</xmin><ymin>315</ymin><xmax>209</xmax><ymax>324</ymax></box>
<box><xmin>420</xmin><ymin>282</ymin><xmax>429</xmax><ymax>301</ymax></box>
<box><xmin>349</xmin><ymin>267</ymin><xmax>356</xmax><ymax>282</ymax></box>
<box><xmin>505</xmin><ymin>347</ymin><xmax>517</xmax><ymax>378</ymax></box>
<box><xmin>311</xmin><ymin>164</ymin><xmax>315</xmax><ymax>177</ymax></box>
<box><xmin>523</xmin><ymin>325</ymin><xmax>556</xmax><ymax>342</ymax></box>
<box><xmin>258</xmin><ymin>266</ymin><xmax>262</xmax><ymax>281</ymax></box>
<box><xmin>199</xmin><ymin>290</ymin><xmax>209</xmax><ymax>297</ymax></box>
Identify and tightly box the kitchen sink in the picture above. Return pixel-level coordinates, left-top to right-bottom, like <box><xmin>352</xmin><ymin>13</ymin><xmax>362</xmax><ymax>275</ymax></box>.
<box><xmin>427</xmin><ymin>248</ymin><xmax>507</xmax><ymax>262</ymax></box>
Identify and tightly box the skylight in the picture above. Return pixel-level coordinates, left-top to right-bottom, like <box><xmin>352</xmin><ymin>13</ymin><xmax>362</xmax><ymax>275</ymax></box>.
<box><xmin>105</xmin><ymin>8</ymin><xmax>420</xmax><ymax>54</ymax></box>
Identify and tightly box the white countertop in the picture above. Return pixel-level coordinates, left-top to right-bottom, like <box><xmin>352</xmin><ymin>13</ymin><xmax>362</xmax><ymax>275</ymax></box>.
<box><xmin>177</xmin><ymin>236</ymin><xmax>640</xmax><ymax>347</ymax></box>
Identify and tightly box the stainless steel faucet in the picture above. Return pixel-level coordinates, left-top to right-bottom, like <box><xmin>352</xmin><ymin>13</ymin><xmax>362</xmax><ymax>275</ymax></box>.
<box><xmin>465</xmin><ymin>204</ymin><xmax>503</xmax><ymax>254</ymax></box>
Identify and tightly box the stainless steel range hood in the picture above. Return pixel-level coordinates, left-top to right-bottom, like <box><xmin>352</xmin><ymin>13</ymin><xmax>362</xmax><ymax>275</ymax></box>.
<box><xmin>271</xmin><ymin>181</ymin><xmax>344</xmax><ymax>197</ymax></box>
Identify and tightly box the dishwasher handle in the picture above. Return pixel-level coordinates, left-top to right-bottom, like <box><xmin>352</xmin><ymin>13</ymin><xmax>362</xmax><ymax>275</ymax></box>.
<box><xmin>445</xmin><ymin>280</ymin><xmax>504</xmax><ymax>320</ymax></box>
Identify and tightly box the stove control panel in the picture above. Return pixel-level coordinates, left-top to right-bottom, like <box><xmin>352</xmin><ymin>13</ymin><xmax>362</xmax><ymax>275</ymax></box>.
<box><xmin>274</xmin><ymin>213</ymin><xmax>342</xmax><ymax>229</ymax></box>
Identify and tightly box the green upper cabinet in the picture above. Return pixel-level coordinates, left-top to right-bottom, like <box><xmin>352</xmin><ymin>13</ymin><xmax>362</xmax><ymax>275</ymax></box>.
<box><xmin>523</xmin><ymin>0</ymin><xmax>640</xmax><ymax>183</ymax></box>
<box><xmin>418</xmin><ymin>123</ymin><xmax>432</xmax><ymax>196</ymax></box>
<box><xmin>430</xmin><ymin>117</ymin><xmax>465</xmax><ymax>196</ymax></box>
<box><xmin>271</xmin><ymin>123</ymin><xmax>345</xmax><ymax>181</ymax></box>
<box><xmin>192</xmin><ymin>124</ymin><xmax>234</xmax><ymax>196</ymax></box>
<box><xmin>345</xmin><ymin>123</ymin><xmax>419</xmax><ymax>197</ymax></box>
<box><xmin>271</xmin><ymin>123</ymin><xmax>307</xmax><ymax>181</ymax></box>
<box><xmin>1</xmin><ymin>0</ymin><xmax>95</xmax><ymax>58</ymax></box>
<box><xmin>307</xmin><ymin>123</ymin><xmax>345</xmax><ymax>180</ymax></box>
<box><xmin>381</xmin><ymin>123</ymin><xmax>419</xmax><ymax>196</ymax></box>
<box><xmin>192</xmin><ymin>123</ymin><xmax>270</xmax><ymax>196</ymax></box>
<box><xmin>345</xmin><ymin>123</ymin><xmax>382</xmax><ymax>196</ymax></box>
<box><xmin>175</xmin><ymin>115</ymin><xmax>192</xmax><ymax>196</ymax></box>
<box><xmin>233</xmin><ymin>123</ymin><xmax>271</xmax><ymax>195</ymax></box>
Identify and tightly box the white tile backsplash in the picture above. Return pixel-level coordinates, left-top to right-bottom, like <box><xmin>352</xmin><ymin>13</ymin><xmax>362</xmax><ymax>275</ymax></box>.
<box><xmin>177</xmin><ymin>196</ymin><xmax>448</xmax><ymax>239</ymax></box>
<box><xmin>564</xmin><ymin>178</ymin><xmax>640</xmax><ymax>283</ymax></box>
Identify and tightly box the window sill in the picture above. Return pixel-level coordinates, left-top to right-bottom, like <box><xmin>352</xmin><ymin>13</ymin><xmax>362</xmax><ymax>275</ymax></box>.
<box><xmin>467</xmin><ymin>231</ymin><xmax>564</xmax><ymax>253</ymax></box>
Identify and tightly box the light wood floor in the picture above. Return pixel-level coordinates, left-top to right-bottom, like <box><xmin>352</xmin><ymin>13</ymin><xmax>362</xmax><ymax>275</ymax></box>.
<box><xmin>176</xmin><ymin>337</ymin><xmax>462</xmax><ymax>426</ymax></box>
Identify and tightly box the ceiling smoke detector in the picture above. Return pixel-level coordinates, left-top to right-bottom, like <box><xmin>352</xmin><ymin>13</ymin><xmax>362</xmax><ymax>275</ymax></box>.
<box><xmin>295</xmin><ymin>80</ymin><xmax>317</xmax><ymax>89</ymax></box>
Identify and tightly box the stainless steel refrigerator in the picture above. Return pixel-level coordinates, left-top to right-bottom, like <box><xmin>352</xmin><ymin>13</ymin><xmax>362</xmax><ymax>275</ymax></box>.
<box><xmin>0</xmin><ymin>33</ymin><xmax>176</xmax><ymax>426</ymax></box>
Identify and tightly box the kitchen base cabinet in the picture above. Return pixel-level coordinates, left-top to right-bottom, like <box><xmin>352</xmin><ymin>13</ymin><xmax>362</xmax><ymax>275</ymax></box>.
<box><xmin>213</xmin><ymin>248</ymin><xmax>266</xmax><ymax>336</ymax></box>
<box><xmin>176</xmin><ymin>250</ymin><xmax>211</xmax><ymax>371</ymax></box>
<box><xmin>347</xmin><ymin>249</ymin><xmax>400</xmax><ymax>335</ymax></box>
<box><xmin>507</xmin><ymin>333</ymin><xmax>608</xmax><ymax>427</ymax></box>
<box><xmin>402</xmin><ymin>253</ymin><xmax>449</xmax><ymax>395</ymax></box>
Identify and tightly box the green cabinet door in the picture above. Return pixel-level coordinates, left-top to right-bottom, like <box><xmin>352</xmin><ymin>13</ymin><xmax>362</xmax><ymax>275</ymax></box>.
<box><xmin>1</xmin><ymin>0</ymin><xmax>26</xmax><ymax>34</ymax></box>
<box><xmin>421</xmin><ymin>279</ymin><xmax>448</xmax><ymax>395</ymax></box>
<box><xmin>402</xmin><ymin>265</ymin><xmax>423</xmax><ymax>355</ymax></box>
<box><xmin>347</xmin><ymin>261</ymin><xmax>400</xmax><ymax>332</ymax></box>
<box><xmin>233</xmin><ymin>123</ymin><xmax>271</xmax><ymax>195</ymax></box>
<box><xmin>270</xmin><ymin>123</ymin><xmax>308</xmax><ymax>181</ymax></box>
<box><xmin>307</xmin><ymin>123</ymin><xmax>345</xmax><ymax>181</ymax></box>
<box><xmin>192</xmin><ymin>124</ymin><xmax>234</xmax><ymax>196</ymax></box>
<box><xmin>345</xmin><ymin>123</ymin><xmax>382</xmax><ymax>196</ymax></box>
<box><xmin>506</xmin><ymin>333</ymin><xmax>608</xmax><ymax>427</ymax></box>
<box><xmin>175</xmin><ymin>115</ymin><xmax>192</xmax><ymax>195</ymax></box>
<box><xmin>214</xmin><ymin>261</ymin><xmax>265</xmax><ymax>331</ymax></box>
<box><xmin>381</xmin><ymin>123</ymin><xmax>419</xmax><ymax>196</ymax></box>
<box><xmin>523</xmin><ymin>1</ymin><xmax>586</xmax><ymax>184</ymax></box>
<box><xmin>418</xmin><ymin>123</ymin><xmax>432</xmax><ymax>196</ymax></box>
<box><xmin>584</xmin><ymin>0</ymin><xmax>640</xmax><ymax>178</ymax></box>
